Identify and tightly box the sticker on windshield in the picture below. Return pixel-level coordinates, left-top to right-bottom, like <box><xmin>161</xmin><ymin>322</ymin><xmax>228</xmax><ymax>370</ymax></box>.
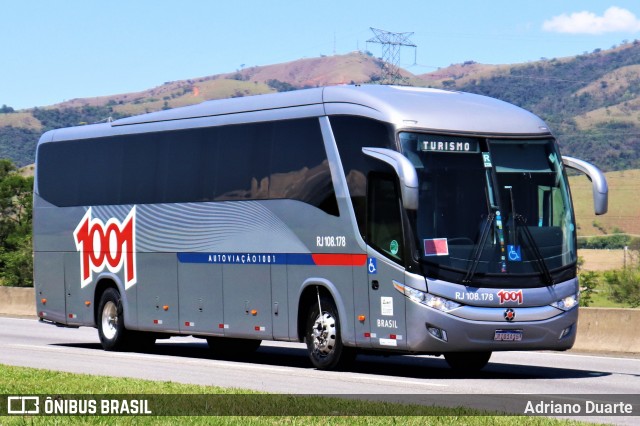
<box><xmin>424</xmin><ymin>238</ymin><xmax>449</xmax><ymax>256</ymax></box>
<box><xmin>507</xmin><ymin>245</ymin><xmax>522</xmax><ymax>262</ymax></box>
<box><xmin>482</xmin><ymin>152</ymin><xmax>492</xmax><ymax>168</ymax></box>
<box><xmin>390</xmin><ymin>240</ymin><xmax>399</xmax><ymax>255</ymax></box>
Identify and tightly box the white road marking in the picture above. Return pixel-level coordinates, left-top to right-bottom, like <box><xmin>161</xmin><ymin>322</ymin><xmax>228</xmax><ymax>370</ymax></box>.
<box><xmin>7</xmin><ymin>343</ymin><xmax>447</xmax><ymax>389</ymax></box>
<box><xmin>518</xmin><ymin>351</ymin><xmax>640</xmax><ymax>363</ymax></box>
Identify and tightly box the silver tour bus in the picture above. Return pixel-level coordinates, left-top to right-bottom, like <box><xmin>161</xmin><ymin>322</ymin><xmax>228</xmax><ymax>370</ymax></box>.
<box><xmin>33</xmin><ymin>85</ymin><xmax>608</xmax><ymax>371</ymax></box>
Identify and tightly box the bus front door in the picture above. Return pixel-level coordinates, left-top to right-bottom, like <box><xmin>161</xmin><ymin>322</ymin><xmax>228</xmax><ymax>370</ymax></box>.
<box><xmin>365</xmin><ymin>173</ymin><xmax>407</xmax><ymax>350</ymax></box>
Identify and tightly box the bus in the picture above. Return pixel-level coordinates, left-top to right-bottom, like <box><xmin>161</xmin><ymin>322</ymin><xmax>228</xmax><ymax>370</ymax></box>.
<box><xmin>33</xmin><ymin>85</ymin><xmax>608</xmax><ymax>371</ymax></box>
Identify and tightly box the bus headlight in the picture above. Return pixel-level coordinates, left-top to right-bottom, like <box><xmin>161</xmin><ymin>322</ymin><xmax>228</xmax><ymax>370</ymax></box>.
<box><xmin>551</xmin><ymin>293</ymin><xmax>579</xmax><ymax>311</ymax></box>
<box><xmin>393</xmin><ymin>281</ymin><xmax>461</xmax><ymax>312</ymax></box>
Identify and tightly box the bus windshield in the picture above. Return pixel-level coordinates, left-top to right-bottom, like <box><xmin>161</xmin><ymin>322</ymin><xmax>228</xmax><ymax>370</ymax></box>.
<box><xmin>400</xmin><ymin>132</ymin><xmax>576</xmax><ymax>287</ymax></box>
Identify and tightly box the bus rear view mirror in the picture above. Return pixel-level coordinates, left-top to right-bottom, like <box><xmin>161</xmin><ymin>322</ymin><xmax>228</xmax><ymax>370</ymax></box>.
<box><xmin>562</xmin><ymin>156</ymin><xmax>608</xmax><ymax>215</ymax></box>
<box><xmin>363</xmin><ymin>147</ymin><xmax>419</xmax><ymax>210</ymax></box>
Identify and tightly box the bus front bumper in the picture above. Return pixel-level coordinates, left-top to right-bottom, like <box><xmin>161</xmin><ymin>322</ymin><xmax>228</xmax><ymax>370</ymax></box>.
<box><xmin>404</xmin><ymin>302</ymin><xmax>578</xmax><ymax>353</ymax></box>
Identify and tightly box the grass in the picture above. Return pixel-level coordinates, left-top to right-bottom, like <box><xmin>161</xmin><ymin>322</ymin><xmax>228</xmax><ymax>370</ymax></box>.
<box><xmin>0</xmin><ymin>365</ymin><xmax>592</xmax><ymax>425</ymax></box>
<box><xmin>569</xmin><ymin>169</ymin><xmax>640</xmax><ymax>236</ymax></box>
<box><xmin>0</xmin><ymin>112</ymin><xmax>42</xmax><ymax>130</ymax></box>
<box><xmin>589</xmin><ymin>286</ymin><xmax>627</xmax><ymax>308</ymax></box>
<box><xmin>579</xmin><ymin>249</ymin><xmax>639</xmax><ymax>308</ymax></box>
<box><xmin>574</xmin><ymin>98</ymin><xmax>640</xmax><ymax>130</ymax></box>
<box><xmin>578</xmin><ymin>249</ymin><xmax>626</xmax><ymax>271</ymax></box>
<box><xmin>579</xmin><ymin>249</ymin><xmax>629</xmax><ymax>308</ymax></box>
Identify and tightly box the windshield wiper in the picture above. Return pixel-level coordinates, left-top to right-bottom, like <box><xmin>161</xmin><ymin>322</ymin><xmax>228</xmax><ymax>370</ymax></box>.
<box><xmin>514</xmin><ymin>214</ymin><xmax>554</xmax><ymax>285</ymax></box>
<box><xmin>463</xmin><ymin>212</ymin><xmax>495</xmax><ymax>284</ymax></box>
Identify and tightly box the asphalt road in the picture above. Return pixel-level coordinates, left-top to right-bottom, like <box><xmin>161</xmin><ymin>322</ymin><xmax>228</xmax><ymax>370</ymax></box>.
<box><xmin>1</xmin><ymin>316</ymin><xmax>638</xmax><ymax>423</ymax></box>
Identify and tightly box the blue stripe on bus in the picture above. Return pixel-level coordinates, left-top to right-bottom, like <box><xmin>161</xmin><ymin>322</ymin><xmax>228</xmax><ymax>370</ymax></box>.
<box><xmin>176</xmin><ymin>253</ymin><xmax>366</xmax><ymax>266</ymax></box>
<box><xmin>177</xmin><ymin>252</ymin><xmax>313</xmax><ymax>266</ymax></box>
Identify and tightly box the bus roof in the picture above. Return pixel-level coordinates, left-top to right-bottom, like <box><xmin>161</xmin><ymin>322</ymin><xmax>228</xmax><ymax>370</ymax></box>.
<box><xmin>42</xmin><ymin>85</ymin><xmax>550</xmax><ymax>143</ymax></box>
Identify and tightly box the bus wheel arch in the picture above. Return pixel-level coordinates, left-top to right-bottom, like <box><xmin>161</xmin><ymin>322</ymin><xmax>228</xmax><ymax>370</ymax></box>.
<box><xmin>94</xmin><ymin>279</ymin><xmax>154</xmax><ymax>351</ymax></box>
<box><xmin>298</xmin><ymin>283</ymin><xmax>356</xmax><ymax>370</ymax></box>
<box><xmin>94</xmin><ymin>278</ymin><xmax>120</xmax><ymax>327</ymax></box>
<box><xmin>297</xmin><ymin>282</ymin><xmax>337</xmax><ymax>343</ymax></box>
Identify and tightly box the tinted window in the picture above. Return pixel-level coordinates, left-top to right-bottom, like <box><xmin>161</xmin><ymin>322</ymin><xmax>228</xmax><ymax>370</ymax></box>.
<box><xmin>270</xmin><ymin>120</ymin><xmax>338</xmax><ymax>215</ymax></box>
<box><xmin>215</xmin><ymin>123</ymin><xmax>271</xmax><ymax>201</ymax></box>
<box><xmin>367</xmin><ymin>174</ymin><xmax>404</xmax><ymax>263</ymax></box>
<box><xmin>330</xmin><ymin>116</ymin><xmax>394</xmax><ymax>234</ymax></box>
<box><xmin>37</xmin><ymin>118</ymin><xmax>337</xmax><ymax>215</ymax></box>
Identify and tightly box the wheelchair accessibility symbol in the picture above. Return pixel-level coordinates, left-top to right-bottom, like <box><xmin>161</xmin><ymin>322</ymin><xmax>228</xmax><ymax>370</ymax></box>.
<box><xmin>368</xmin><ymin>257</ymin><xmax>377</xmax><ymax>274</ymax></box>
<box><xmin>507</xmin><ymin>245</ymin><xmax>522</xmax><ymax>262</ymax></box>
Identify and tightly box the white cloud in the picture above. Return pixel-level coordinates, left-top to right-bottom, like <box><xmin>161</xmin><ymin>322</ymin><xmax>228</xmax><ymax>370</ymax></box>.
<box><xmin>543</xmin><ymin>6</ymin><xmax>640</xmax><ymax>35</ymax></box>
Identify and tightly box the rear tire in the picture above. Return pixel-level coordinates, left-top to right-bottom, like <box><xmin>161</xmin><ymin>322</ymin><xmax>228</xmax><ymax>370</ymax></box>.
<box><xmin>444</xmin><ymin>351</ymin><xmax>492</xmax><ymax>371</ymax></box>
<box><xmin>97</xmin><ymin>288</ymin><xmax>130</xmax><ymax>351</ymax></box>
<box><xmin>305</xmin><ymin>295</ymin><xmax>355</xmax><ymax>370</ymax></box>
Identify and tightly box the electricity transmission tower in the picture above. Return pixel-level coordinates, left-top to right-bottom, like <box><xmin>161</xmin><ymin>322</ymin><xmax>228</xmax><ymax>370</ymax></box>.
<box><xmin>366</xmin><ymin>27</ymin><xmax>417</xmax><ymax>84</ymax></box>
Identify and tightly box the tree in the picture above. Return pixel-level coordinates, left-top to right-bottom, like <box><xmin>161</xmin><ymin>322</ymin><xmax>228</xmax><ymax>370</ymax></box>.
<box><xmin>0</xmin><ymin>159</ymin><xmax>33</xmax><ymax>286</ymax></box>
<box><xmin>266</xmin><ymin>79</ymin><xmax>297</xmax><ymax>92</ymax></box>
<box><xmin>604</xmin><ymin>267</ymin><xmax>640</xmax><ymax>308</ymax></box>
<box><xmin>603</xmin><ymin>248</ymin><xmax>640</xmax><ymax>308</ymax></box>
<box><xmin>0</xmin><ymin>126</ymin><xmax>41</xmax><ymax>167</ymax></box>
<box><xmin>0</xmin><ymin>158</ymin><xmax>15</xmax><ymax>177</ymax></box>
<box><xmin>578</xmin><ymin>271</ymin><xmax>598</xmax><ymax>307</ymax></box>
<box><xmin>0</xmin><ymin>234</ymin><xmax>32</xmax><ymax>287</ymax></box>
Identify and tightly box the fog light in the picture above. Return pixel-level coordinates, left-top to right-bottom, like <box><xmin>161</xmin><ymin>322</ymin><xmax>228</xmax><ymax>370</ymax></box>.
<box><xmin>426</xmin><ymin>324</ymin><xmax>448</xmax><ymax>342</ymax></box>
<box><xmin>559</xmin><ymin>325</ymin><xmax>573</xmax><ymax>339</ymax></box>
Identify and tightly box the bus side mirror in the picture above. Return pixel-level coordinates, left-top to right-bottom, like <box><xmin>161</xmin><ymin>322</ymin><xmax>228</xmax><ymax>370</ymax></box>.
<box><xmin>362</xmin><ymin>147</ymin><xmax>419</xmax><ymax>210</ymax></box>
<box><xmin>562</xmin><ymin>156</ymin><xmax>608</xmax><ymax>215</ymax></box>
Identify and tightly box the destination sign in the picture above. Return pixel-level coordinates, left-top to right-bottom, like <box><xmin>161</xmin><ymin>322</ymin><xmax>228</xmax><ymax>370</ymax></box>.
<box><xmin>419</xmin><ymin>140</ymin><xmax>479</xmax><ymax>153</ymax></box>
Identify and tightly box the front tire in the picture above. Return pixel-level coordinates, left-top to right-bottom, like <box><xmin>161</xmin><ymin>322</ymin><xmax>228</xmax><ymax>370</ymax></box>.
<box><xmin>97</xmin><ymin>287</ymin><xmax>130</xmax><ymax>351</ymax></box>
<box><xmin>305</xmin><ymin>295</ymin><xmax>355</xmax><ymax>370</ymax></box>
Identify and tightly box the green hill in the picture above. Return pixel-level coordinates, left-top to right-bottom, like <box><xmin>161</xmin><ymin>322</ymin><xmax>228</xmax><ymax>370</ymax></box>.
<box><xmin>0</xmin><ymin>52</ymin><xmax>384</xmax><ymax>166</ymax></box>
<box><xmin>439</xmin><ymin>42</ymin><xmax>640</xmax><ymax>172</ymax></box>
<box><xmin>2</xmin><ymin>44</ymin><xmax>640</xmax><ymax>171</ymax></box>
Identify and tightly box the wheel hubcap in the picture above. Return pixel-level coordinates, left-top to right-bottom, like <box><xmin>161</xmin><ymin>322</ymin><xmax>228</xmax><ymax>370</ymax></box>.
<box><xmin>101</xmin><ymin>301</ymin><xmax>118</xmax><ymax>340</ymax></box>
<box><xmin>311</xmin><ymin>312</ymin><xmax>336</xmax><ymax>356</ymax></box>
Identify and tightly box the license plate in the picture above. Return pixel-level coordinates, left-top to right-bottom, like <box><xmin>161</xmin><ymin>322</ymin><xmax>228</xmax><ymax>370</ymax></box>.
<box><xmin>494</xmin><ymin>329</ymin><xmax>523</xmax><ymax>341</ymax></box>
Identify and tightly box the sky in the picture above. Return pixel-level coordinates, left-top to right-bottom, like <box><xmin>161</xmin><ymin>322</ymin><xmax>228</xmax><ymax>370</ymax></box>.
<box><xmin>3</xmin><ymin>0</ymin><xmax>640</xmax><ymax>110</ymax></box>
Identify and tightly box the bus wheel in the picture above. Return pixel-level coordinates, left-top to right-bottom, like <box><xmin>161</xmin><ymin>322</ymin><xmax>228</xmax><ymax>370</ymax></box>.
<box><xmin>97</xmin><ymin>288</ymin><xmax>129</xmax><ymax>351</ymax></box>
<box><xmin>206</xmin><ymin>337</ymin><xmax>261</xmax><ymax>358</ymax></box>
<box><xmin>305</xmin><ymin>295</ymin><xmax>355</xmax><ymax>370</ymax></box>
<box><xmin>444</xmin><ymin>351</ymin><xmax>492</xmax><ymax>371</ymax></box>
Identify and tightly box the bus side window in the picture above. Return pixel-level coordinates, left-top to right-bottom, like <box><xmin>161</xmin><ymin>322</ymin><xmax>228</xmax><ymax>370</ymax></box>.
<box><xmin>366</xmin><ymin>174</ymin><xmax>404</xmax><ymax>263</ymax></box>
